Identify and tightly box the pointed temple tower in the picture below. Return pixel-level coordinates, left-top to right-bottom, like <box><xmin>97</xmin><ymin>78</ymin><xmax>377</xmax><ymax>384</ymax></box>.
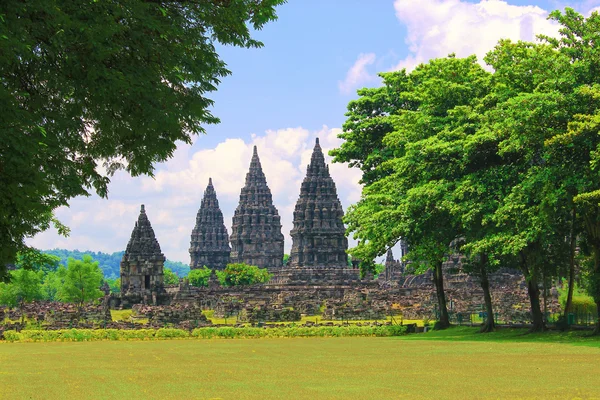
<box><xmin>120</xmin><ymin>205</ymin><xmax>166</xmax><ymax>305</ymax></box>
<box><xmin>229</xmin><ymin>146</ymin><xmax>284</xmax><ymax>269</ymax></box>
<box><xmin>189</xmin><ymin>178</ymin><xmax>231</xmax><ymax>270</ymax></box>
<box><xmin>289</xmin><ymin>138</ymin><xmax>348</xmax><ymax>268</ymax></box>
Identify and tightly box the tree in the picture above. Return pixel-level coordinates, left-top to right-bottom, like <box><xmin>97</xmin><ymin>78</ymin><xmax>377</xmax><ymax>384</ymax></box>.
<box><xmin>0</xmin><ymin>268</ymin><xmax>43</xmax><ymax>307</ymax></box>
<box><xmin>41</xmin><ymin>267</ymin><xmax>65</xmax><ymax>301</ymax></box>
<box><xmin>0</xmin><ymin>0</ymin><xmax>286</xmax><ymax>279</ymax></box>
<box><xmin>337</xmin><ymin>55</ymin><xmax>490</xmax><ymax>329</ymax></box>
<box><xmin>105</xmin><ymin>277</ymin><xmax>121</xmax><ymax>294</ymax></box>
<box><xmin>188</xmin><ymin>267</ymin><xmax>212</xmax><ymax>288</ymax></box>
<box><xmin>163</xmin><ymin>267</ymin><xmax>180</xmax><ymax>285</ymax></box>
<box><xmin>60</xmin><ymin>255</ymin><xmax>104</xmax><ymax>310</ymax></box>
<box><xmin>216</xmin><ymin>263</ymin><xmax>272</xmax><ymax>287</ymax></box>
<box><xmin>283</xmin><ymin>254</ymin><xmax>290</xmax><ymax>266</ymax></box>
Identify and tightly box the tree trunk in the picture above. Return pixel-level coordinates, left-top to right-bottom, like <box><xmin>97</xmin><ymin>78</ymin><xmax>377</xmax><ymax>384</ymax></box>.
<box><xmin>520</xmin><ymin>251</ymin><xmax>545</xmax><ymax>332</ymax></box>
<box><xmin>594</xmin><ymin>248</ymin><xmax>600</xmax><ymax>335</ymax></box>
<box><xmin>433</xmin><ymin>261</ymin><xmax>450</xmax><ymax>329</ymax></box>
<box><xmin>479</xmin><ymin>254</ymin><xmax>495</xmax><ymax>333</ymax></box>
<box><xmin>563</xmin><ymin>207</ymin><xmax>577</xmax><ymax>326</ymax></box>
<box><xmin>542</xmin><ymin>269</ymin><xmax>548</xmax><ymax>324</ymax></box>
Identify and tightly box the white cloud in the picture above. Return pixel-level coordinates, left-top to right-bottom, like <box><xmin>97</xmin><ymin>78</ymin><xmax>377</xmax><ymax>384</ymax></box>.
<box><xmin>27</xmin><ymin>126</ymin><xmax>364</xmax><ymax>264</ymax></box>
<box><xmin>338</xmin><ymin>53</ymin><xmax>378</xmax><ymax>94</ymax></box>
<box><xmin>391</xmin><ymin>0</ymin><xmax>560</xmax><ymax>71</ymax></box>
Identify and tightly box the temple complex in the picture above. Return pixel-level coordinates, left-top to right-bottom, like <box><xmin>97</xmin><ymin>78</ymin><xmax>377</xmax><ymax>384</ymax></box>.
<box><xmin>288</xmin><ymin>138</ymin><xmax>348</xmax><ymax>268</ymax></box>
<box><xmin>229</xmin><ymin>146</ymin><xmax>285</xmax><ymax>269</ymax></box>
<box><xmin>120</xmin><ymin>205</ymin><xmax>167</xmax><ymax>306</ymax></box>
<box><xmin>189</xmin><ymin>178</ymin><xmax>231</xmax><ymax>270</ymax></box>
<box><xmin>379</xmin><ymin>249</ymin><xmax>404</xmax><ymax>281</ymax></box>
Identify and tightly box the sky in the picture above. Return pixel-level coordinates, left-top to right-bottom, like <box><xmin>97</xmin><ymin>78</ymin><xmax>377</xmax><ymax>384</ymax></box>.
<box><xmin>29</xmin><ymin>0</ymin><xmax>600</xmax><ymax>264</ymax></box>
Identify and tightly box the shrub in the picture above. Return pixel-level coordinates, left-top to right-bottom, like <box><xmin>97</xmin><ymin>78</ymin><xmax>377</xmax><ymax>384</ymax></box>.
<box><xmin>1</xmin><ymin>325</ymin><xmax>407</xmax><ymax>342</ymax></box>
<box><xmin>216</xmin><ymin>263</ymin><xmax>272</xmax><ymax>287</ymax></box>
<box><xmin>188</xmin><ymin>267</ymin><xmax>212</xmax><ymax>287</ymax></box>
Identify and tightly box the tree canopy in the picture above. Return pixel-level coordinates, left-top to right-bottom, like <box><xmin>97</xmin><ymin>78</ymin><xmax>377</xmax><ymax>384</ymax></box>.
<box><xmin>332</xmin><ymin>8</ymin><xmax>600</xmax><ymax>332</ymax></box>
<box><xmin>0</xmin><ymin>0</ymin><xmax>286</xmax><ymax>279</ymax></box>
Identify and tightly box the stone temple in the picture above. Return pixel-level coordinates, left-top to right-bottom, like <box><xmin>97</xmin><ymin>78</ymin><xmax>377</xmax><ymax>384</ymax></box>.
<box><xmin>229</xmin><ymin>146</ymin><xmax>285</xmax><ymax>269</ymax></box>
<box><xmin>189</xmin><ymin>178</ymin><xmax>231</xmax><ymax>270</ymax></box>
<box><xmin>289</xmin><ymin>138</ymin><xmax>348</xmax><ymax>268</ymax></box>
<box><xmin>120</xmin><ymin>205</ymin><xmax>167</xmax><ymax>306</ymax></box>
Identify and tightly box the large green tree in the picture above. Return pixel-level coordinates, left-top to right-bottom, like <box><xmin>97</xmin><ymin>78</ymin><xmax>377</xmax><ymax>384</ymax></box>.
<box><xmin>0</xmin><ymin>0</ymin><xmax>285</xmax><ymax>279</ymax></box>
<box><xmin>337</xmin><ymin>55</ymin><xmax>490</xmax><ymax>329</ymax></box>
<box><xmin>60</xmin><ymin>255</ymin><xmax>104</xmax><ymax>310</ymax></box>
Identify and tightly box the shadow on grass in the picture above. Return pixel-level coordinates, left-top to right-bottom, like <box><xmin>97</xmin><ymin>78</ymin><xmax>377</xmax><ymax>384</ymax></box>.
<box><xmin>396</xmin><ymin>326</ymin><xmax>600</xmax><ymax>348</ymax></box>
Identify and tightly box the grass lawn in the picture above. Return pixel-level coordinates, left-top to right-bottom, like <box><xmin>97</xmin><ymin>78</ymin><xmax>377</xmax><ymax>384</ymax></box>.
<box><xmin>1</xmin><ymin>327</ymin><xmax>599</xmax><ymax>399</ymax></box>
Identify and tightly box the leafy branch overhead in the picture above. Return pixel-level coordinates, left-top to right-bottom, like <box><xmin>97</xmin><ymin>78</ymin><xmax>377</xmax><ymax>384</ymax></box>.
<box><xmin>0</xmin><ymin>0</ymin><xmax>286</xmax><ymax>279</ymax></box>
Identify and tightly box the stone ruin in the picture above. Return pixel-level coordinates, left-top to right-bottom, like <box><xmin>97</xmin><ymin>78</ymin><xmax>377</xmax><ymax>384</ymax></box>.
<box><xmin>189</xmin><ymin>178</ymin><xmax>231</xmax><ymax>270</ymax></box>
<box><xmin>378</xmin><ymin>249</ymin><xmax>405</xmax><ymax>282</ymax></box>
<box><xmin>104</xmin><ymin>142</ymin><xmax>559</xmax><ymax>327</ymax></box>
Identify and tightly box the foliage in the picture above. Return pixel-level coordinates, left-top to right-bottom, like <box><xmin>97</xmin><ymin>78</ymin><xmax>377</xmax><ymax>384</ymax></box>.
<box><xmin>163</xmin><ymin>268</ymin><xmax>180</xmax><ymax>285</ymax></box>
<box><xmin>105</xmin><ymin>277</ymin><xmax>121</xmax><ymax>294</ymax></box>
<box><xmin>373</xmin><ymin>263</ymin><xmax>385</xmax><ymax>278</ymax></box>
<box><xmin>331</xmin><ymin>8</ymin><xmax>600</xmax><ymax>332</ymax></box>
<box><xmin>0</xmin><ymin>325</ymin><xmax>406</xmax><ymax>342</ymax></box>
<box><xmin>0</xmin><ymin>0</ymin><xmax>286</xmax><ymax>279</ymax></box>
<box><xmin>164</xmin><ymin>260</ymin><xmax>191</xmax><ymax>277</ymax></box>
<box><xmin>60</xmin><ymin>255</ymin><xmax>104</xmax><ymax>307</ymax></box>
<box><xmin>216</xmin><ymin>263</ymin><xmax>272</xmax><ymax>287</ymax></box>
<box><xmin>0</xmin><ymin>268</ymin><xmax>43</xmax><ymax>307</ymax></box>
<box><xmin>283</xmin><ymin>254</ymin><xmax>290</xmax><ymax>266</ymax></box>
<box><xmin>188</xmin><ymin>267</ymin><xmax>212</xmax><ymax>288</ymax></box>
<box><xmin>41</xmin><ymin>268</ymin><xmax>65</xmax><ymax>301</ymax></box>
<box><xmin>41</xmin><ymin>249</ymin><xmax>190</xmax><ymax>278</ymax></box>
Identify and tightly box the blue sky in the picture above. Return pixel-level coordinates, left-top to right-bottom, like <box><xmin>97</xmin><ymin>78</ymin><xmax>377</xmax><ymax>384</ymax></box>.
<box><xmin>29</xmin><ymin>0</ymin><xmax>600</xmax><ymax>264</ymax></box>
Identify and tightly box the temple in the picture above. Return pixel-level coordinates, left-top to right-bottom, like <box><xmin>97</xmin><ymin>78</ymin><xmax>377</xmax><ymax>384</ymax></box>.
<box><xmin>120</xmin><ymin>205</ymin><xmax>167</xmax><ymax>306</ymax></box>
<box><xmin>189</xmin><ymin>178</ymin><xmax>231</xmax><ymax>270</ymax></box>
<box><xmin>379</xmin><ymin>249</ymin><xmax>404</xmax><ymax>281</ymax></box>
<box><xmin>229</xmin><ymin>146</ymin><xmax>285</xmax><ymax>269</ymax></box>
<box><xmin>289</xmin><ymin>138</ymin><xmax>348</xmax><ymax>268</ymax></box>
<box><xmin>109</xmin><ymin>147</ymin><xmax>537</xmax><ymax>327</ymax></box>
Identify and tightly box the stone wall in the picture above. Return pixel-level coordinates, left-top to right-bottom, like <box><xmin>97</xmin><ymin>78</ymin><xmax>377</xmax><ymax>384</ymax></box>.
<box><xmin>132</xmin><ymin>304</ymin><xmax>211</xmax><ymax>326</ymax></box>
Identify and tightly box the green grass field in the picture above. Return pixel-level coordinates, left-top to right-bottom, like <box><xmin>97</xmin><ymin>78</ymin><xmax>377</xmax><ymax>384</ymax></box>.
<box><xmin>1</xmin><ymin>327</ymin><xmax>599</xmax><ymax>399</ymax></box>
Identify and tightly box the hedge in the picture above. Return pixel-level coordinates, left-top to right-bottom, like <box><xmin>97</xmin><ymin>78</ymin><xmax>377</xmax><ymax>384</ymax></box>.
<box><xmin>2</xmin><ymin>325</ymin><xmax>406</xmax><ymax>342</ymax></box>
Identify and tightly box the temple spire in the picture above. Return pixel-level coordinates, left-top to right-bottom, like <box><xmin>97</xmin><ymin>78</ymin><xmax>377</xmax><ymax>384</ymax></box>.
<box><xmin>289</xmin><ymin>139</ymin><xmax>348</xmax><ymax>268</ymax></box>
<box><xmin>190</xmin><ymin>178</ymin><xmax>230</xmax><ymax>270</ymax></box>
<box><xmin>120</xmin><ymin>205</ymin><xmax>166</xmax><ymax>300</ymax></box>
<box><xmin>230</xmin><ymin>146</ymin><xmax>284</xmax><ymax>269</ymax></box>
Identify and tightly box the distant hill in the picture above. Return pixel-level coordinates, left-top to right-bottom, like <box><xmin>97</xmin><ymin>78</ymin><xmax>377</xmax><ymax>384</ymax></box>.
<box><xmin>42</xmin><ymin>249</ymin><xmax>190</xmax><ymax>278</ymax></box>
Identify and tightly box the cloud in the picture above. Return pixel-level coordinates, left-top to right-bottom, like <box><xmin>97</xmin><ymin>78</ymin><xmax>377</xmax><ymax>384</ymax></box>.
<box><xmin>27</xmin><ymin>126</ymin><xmax>364</xmax><ymax>264</ymax></box>
<box><xmin>391</xmin><ymin>0</ymin><xmax>560</xmax><ymax>71</ymax></box>
<box><xmin>338</xmin><ymin>53</ymin><xmax>378</xmax><ymax>94</ymax></box>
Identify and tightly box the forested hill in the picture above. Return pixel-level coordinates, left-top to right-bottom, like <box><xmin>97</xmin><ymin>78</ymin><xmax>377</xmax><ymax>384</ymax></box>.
<box><xmin>41</xmin><ymin>249</ymin><xmax>191</xmax><ymax>279</ymax></box>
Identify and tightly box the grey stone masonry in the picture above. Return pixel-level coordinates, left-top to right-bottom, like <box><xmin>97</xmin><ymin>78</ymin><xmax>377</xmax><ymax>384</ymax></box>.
<box><xmin>379</xmin><ymin>249</ymin><xmax>404</xmax><ymax>281</ymax></box>
<box><xmin>289</xmin><ymin>138</ymin><xmax>348</xmax><ymax>268</ymax></box>
<box><xmin>189</xmin><ymin>178</ymin><xmax>231</xmax><ymax>270</ymax></box>
<box><xmin>120</xmin><ymin>205</ymin><xmax>166</xmax><ymax>300</ymax></box>
<box><xmin>230</xmin><ymin>146</ymin><xmax>284</xmax><ymax>269</ymax></box>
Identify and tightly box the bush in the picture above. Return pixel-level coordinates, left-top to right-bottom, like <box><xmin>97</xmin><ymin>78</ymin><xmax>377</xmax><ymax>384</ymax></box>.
<box><xmin>191</xmin><ymin>325</ymin><xmax>406</xmax><ymax>339</ymax></box>
<box><xmin>1</xmin><ymin>325</ymin><xmax>407</xmax><ymax>342</ymax></box>
<box><xmin>2</xmin><ymin>328</ymin><xmax>187</xmax><ymax>342</ymax></box>
<box><xmin>216</xmin><ymin>263</ymin><xmax>272</xmax><ymax>287</ymax></box>
<box><xmin>188</xmin><ymin>267</ymin><xmax>212</xmax><ymax>287</ymax></box>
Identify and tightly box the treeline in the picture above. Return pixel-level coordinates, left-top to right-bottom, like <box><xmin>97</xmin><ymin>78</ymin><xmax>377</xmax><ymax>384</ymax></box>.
<box><xmin>332</xmin><ymin>8</ymin><xmax>600</xmax><ymax>333</ymax></box>
<box><xmin>0</xmin><ymin>255</ymin><xmax>106</xmax><ymax>309</ymax></box>
<box><xmin>42</xmin><ymin>249</ymin><xmax>191</xmax><ymax>278</ymax></box>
